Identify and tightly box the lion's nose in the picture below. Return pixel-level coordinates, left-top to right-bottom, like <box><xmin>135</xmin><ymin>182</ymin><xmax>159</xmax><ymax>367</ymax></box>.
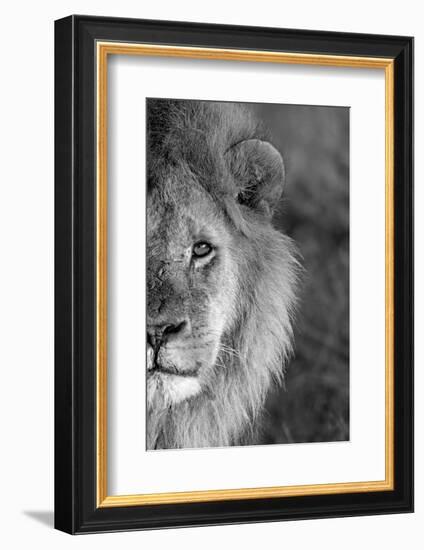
<box><xmin>147</xmin><ymin>320</ymin><xmax>188</xmax><ymax>349</ymax></box>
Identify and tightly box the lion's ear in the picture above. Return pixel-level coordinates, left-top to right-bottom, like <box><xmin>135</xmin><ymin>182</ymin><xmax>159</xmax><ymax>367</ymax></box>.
<box><xmin>225</xmin><ymin>139</ymin><xmax>285</xmax><ymax>217</ymax></box>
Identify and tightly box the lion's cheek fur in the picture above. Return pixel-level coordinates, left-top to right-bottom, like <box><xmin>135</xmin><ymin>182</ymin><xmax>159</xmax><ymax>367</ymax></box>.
<box><xmin>204</xmin><ymin>246</ymin><xmax>240</xmax><ymax>334</ymax></box>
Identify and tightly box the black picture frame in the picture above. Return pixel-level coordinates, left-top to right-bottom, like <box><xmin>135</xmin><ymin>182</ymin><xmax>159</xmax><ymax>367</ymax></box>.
<box><xmin>55</xmin><ymin>14</ymin><xmax>414</xmax><ymax>534</ymax></box>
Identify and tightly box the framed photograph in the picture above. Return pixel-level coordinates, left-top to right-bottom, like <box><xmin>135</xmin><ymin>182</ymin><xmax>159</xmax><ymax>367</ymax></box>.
<box><xmin>54</xmin><ymin>15</ymin><xmax>413</xmax><ymax>534</ymax></box>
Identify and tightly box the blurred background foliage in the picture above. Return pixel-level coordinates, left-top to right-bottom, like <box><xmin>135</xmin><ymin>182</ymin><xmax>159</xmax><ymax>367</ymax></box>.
<box><xmin>250</xmin><ymin>103</ymin><xmax>350</xmax><ymax>444</ymax></box>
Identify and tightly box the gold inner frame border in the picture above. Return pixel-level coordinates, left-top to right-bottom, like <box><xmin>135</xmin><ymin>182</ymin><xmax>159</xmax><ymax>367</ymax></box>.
<box><xmin>96</xmin><ymin>42</ymin><xmax>395</xmax><ymax>508</ymax></box>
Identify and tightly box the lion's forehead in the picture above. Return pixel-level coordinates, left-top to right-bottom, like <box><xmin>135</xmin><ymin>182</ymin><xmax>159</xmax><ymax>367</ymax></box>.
<box><xmin>147</xmin><ymin>182</ymin><xmax>226</xmax><ymax>251</ymax></box>
<box><xmin>148</xmin><ymin>203</ymin><xmax>203</xmax><ymax>256</ymax></box>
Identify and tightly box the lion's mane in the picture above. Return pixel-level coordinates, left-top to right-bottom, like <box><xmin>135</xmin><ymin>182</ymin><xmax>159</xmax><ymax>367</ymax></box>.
<box><xmin>147</xmin><ymin>99</ymin><xmax>299</xmax><ymax>449</ymax></box>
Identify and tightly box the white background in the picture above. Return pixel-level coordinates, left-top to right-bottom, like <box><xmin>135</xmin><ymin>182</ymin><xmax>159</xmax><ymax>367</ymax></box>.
<box><xmin>0</xmin><ymin>1</ymin><xmax>421</xmax><ymax>548</ymax></box>
<box><xmin>108</xmin><ymin>57</ymin><xmax>386</xmax><ymax>495</ymax></box>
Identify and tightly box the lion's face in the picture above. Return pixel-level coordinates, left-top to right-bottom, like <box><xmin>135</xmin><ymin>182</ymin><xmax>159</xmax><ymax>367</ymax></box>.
<box><xmin>146</xmin><ymin>176</ymin><xmax>238</xmax><ymax>408</ymax></box>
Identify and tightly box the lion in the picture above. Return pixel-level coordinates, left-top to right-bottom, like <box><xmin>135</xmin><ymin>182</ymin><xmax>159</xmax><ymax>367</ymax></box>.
<box><xmin>146</xmin><ymin>99</ymin><xmax>299</xmax><ymax>450</ymax></box>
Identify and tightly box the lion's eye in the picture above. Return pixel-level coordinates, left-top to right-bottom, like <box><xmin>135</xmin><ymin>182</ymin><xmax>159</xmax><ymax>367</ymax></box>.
<box><xmin>192</xmin><ymin>241</ymin><xmax>213</xmax><ymax>258</ymax></box>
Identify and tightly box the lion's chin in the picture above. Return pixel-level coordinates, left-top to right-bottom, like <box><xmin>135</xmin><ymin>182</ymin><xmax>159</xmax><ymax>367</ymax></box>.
<box><xmin>147</xmin><ymin>371</ymin><xmax>202</xmax><ymax>408</ymax></box>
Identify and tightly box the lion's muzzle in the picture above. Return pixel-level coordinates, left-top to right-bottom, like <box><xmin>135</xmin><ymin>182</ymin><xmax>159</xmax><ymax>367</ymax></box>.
<box><xmin>146</xmin><ymin>317</ymin><xmax>193</xmax><ymax>374</ymax></box>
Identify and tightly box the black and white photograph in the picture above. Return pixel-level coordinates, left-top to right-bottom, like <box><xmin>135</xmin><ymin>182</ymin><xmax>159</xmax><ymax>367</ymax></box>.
<box><xmin>146</xmin><ymin>98</ymin><xmax>349</xmax><ymax>450</ymax></box>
